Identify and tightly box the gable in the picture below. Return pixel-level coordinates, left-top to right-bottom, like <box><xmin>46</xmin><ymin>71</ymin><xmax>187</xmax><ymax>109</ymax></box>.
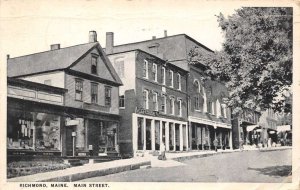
<box><xmin>69</xmin><ymin>45</ymin><xmax>122</xmax><ymax>85</ymax></box>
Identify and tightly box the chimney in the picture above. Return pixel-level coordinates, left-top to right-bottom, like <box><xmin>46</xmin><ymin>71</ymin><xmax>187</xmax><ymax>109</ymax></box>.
<box><xmin>164</xmin><ymin>30</ymin><xmax>167</xmax><ymax>37</ymax></box>
<box><xmin>89</xmin><ymin>31</ymin><xmax>97</xmax><ymax>43</ymax></box>
<box><xmin>7</xmin><ymin>54</ymin><xmax>10</xmax><ymax>60</ymax></box>
<box><xmin>152</xmin><ymin>36</ymin><xmax>156</xmax><ymax>40</ymax></box>
<box><xmin>106</xmin><ymin>32</ymin><xmax>114</xmax><ymax>54</ymax></box>
<box><xmin>50</xmin><ymin>44</ymin><xmax>60</xmax><ymax>50</ymax></box>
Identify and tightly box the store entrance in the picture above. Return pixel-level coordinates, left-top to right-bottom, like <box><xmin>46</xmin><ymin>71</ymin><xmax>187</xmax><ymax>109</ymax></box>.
<box><xmin>66</xmin><ymin>126</ymin><xmax>75</xmax><ymax>156</ymax></box>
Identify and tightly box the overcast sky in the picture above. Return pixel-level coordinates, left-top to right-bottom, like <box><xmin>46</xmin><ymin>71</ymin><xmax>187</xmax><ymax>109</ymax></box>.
<box><xmin>0</xmin><ymin>0</ymin><xmax>245</xmax><ymax>59</ymax></box>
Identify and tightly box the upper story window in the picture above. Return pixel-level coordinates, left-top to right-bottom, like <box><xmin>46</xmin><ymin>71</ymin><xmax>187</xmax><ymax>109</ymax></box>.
<box><xmin>75</xmin><ymin>79</ymin><xmax>83</xmax><ymax>101</ymax></box>
<box><xmin>170</xmin><ymin>97</ymin><xmax>175</xmax><ymax>115</ymax></box>
<box><xmin>221</xmin><ymin>104</ymin><xmax>227</xmax><ymax>118</ymax></box>
<box><xmin>143</xmin><ymin>60</ymin><xmax>148</xmax><ymax>79</ymax></box>
<box><xmin>114</xmin><ymin>59</ymin><xmax>125</xmax><ymax>78</ymax></box>
<box><xmin>105</xmin><ymin>86</ymin><xmax>112</xmax><ymax>107</ymax></box>
<box><xmin>161</xmin><ymin>67</ymin><xmax>166</xmax><ymax>85</ymax></box>
<box><xmin>119</xmin><ymin>95</ymin><xmax>125</xmax><ymax>108</ymax></box>
<box><xmin>194</xmin><ymin>95</ymin><xmax>200</xmax><ymax>111</ymax></box>
<box><xmin>178</xmin><ymin>99</ymin><xmax>182</xmax><ymax>116</ymax></box>
<box><xmin>177</xmin><ymin>73</ymin><xmax>181</xmax><ymax>91</ymax></box>
<box><xmin>161</xmin><ymin>95</ymin><xmax>167</xmax><ymax>114</ymax></box>
<box><xmin>152</xmin><ymin>63</ymin><xmax>158</xmax><ymax>82</ymax></box>
<box><xmin>169</xmin><ymin>70</ymin><xmax>174</xmax><ymax>88</ymax></box>
<box><xmin>216</xmin><ymin>99</ymin><xmax>222</xmax><ymax>118</ymax></box>
<box><xmin>153</xmin><ymin>92</ymin><xmax>158</xmax><ymax>111</ymax></box>
<box><xmin>91</xmin><ymin>83</ymin><xmax>98</xmax><ymax>104</ymax></box>
<box><xmin>211</xmin><ymin>101</ymin><xmax>215</xmax><ymax>115</ymax></box>
<box><xmin>91</xmin><ymin>56</ymin><xmax>98</xmax><ymax>75</ymax></box>
<box><xmin>208</xmin><ymin>101</ymin><xmax>212</xmax><ymax>113</ymax></box>
<box><xmin>143</xmin><ymin>89</ymin><xmax>149</xmax><ymax>109</ymax></box>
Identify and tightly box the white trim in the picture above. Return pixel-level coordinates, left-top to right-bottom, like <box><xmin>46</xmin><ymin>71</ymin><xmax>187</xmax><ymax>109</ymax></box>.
<box><xmin>143</xmin><ymin>59</ymin><xmax>149</xmax><ymax>79</ymax></box>
<box><xmin>134</xmin><ymin>113</ymin><xmax>188</xmax><ymax>125</ymax></box>
<box><xmin>162</xmin><ymin>67</ymin><xmax>166</xmax><ymax>85</ymax></box>
<box><xmin>177</xmin><ymin>73</ymin><xmax>181</xmax><ymax>91</ymax></box>
<box><xmin>188</xmin><ymin>116</ymin><xmax>232</xmax><ymax>129</ymax></box>
<box><xmin>152</xmin><ymin>63</ymin><xmax>158</xmax><ymax>82</ymax></box>
<box><xmin>169</xmin><ymin>70</ymin><xmax>174</xmax><ymax>88</ymax></box>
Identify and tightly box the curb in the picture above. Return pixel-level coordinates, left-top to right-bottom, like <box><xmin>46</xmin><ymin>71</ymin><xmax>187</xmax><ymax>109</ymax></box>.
<box><xmin>8</xmin><ymin>160</ymin><xmax>151</xmax><ymax>182</ymax></box>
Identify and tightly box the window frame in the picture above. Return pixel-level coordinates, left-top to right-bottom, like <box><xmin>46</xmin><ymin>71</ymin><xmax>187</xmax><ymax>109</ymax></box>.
<box><xmin>91</xmin><ymin>82</ymin><xmax>98</xmax><ymax>104</ymax></box>
<box><xmin>153</xmin><ymin>92</ymin><xmax>158</xmax><ymax>111</ymax></box>
<box><xmin>161</xmin><ymin>95</ymin><xmax>167</xmax><ymax>114</ymax></box>
<box><xmin>169</xmin><ymin>70</ymin><xmax>174</xmax><ymax>88</ymax></box>
<box><xmin>177</xmin><ymin>73</ymin><xmax>181</xmax><ymax>91</ymax></box>
<box><xmin>161</xmin><ymin>67</ymin><xmax>166</xmax><ymax>85</ymax></box>
<box><xmin>119</xmin><ymin>95</ymin><xmax>125</xmax><ymax>108</ymax></box>
<box><xmin>91</xmin><ymin>55</ymin><xmax>98</xmax><ymax>75</ymax></box>
<box><xmin>143</xmin><ymin>89</ymin><xmax>149</xmax><ymax>109</ymax></box>
<box><xmin>152</xmin><ymin>63</ymin><xmax>158</xmax><ymax>82</ymax></box>
<box><xmin>143</xmin><ymin>60</ymin><xmax>149</xmax><ymax>79</ymax></box>
<box><xmin>170</xmin><ymin>97</ymin><xmax>175</xmax><ymax>115</ymax></box>
<box><xmin>105</xmin><ymin>86</ymin><xmax>112</xmax><ymax>107</ymax></box>
<box><xmin>75</xmin><ymin>79</ymin><xmax>83</xmax><ymax>101</ymax></box>
<box><xmin>178</xmin><ymin>99</ymin><xmax>182</xmax><ymax>116</ymax></box>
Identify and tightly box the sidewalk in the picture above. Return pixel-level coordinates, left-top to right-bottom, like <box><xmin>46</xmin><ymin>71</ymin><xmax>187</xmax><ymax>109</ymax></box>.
<box><xmin>7</xmin><ymin>146</ymin><xmax>291</xmax><ymax>182</ymax></box>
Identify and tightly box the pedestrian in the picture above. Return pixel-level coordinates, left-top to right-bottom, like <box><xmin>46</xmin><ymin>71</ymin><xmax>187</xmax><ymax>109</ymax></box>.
<box><xmin>158</xmin><ymin>142</ymin><xmax>167</xmax><ymax>160</ymax></box>
<box><xmin>213</xmin><ymin>138</ymin><xmax>218</xmax><ymax>152</ymax></box>
<box><xmin>239</xmin><ymin>138</ymin><xmax>244</xmax><ymax>151</ymax></box>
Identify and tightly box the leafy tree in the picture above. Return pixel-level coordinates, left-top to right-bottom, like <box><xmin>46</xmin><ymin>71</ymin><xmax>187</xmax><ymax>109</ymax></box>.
<box><xmin>189</xmin><ymin>7</ymin><xmax>292</xmax><ymax>114</ymax></box>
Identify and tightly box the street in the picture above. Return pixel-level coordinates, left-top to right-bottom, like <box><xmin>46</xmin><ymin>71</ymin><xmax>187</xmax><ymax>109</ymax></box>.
<box><xmin>79</xmin><ymin>149</ymin><xmax>292</xmax><ymax>182</ymax></box>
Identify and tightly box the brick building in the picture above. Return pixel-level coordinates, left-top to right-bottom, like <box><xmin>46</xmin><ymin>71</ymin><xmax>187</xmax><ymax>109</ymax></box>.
<box><xmin>7</xmin><ymin>31</ymin><xmax>122</xmax><ymax>157</ymax></box>
<box><xmin>105</xmin><ymin>31</ymin><xmax>233</xmax><ymax>152</ymax></box>
<box><xmin>108</xmin><ymin>49</ymin><xmax>189</xmax><ymax>157</ymax></box>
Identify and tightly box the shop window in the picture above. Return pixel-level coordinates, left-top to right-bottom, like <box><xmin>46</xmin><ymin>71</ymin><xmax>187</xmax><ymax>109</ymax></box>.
<box><xmin>75</xmin><ymin>79</ymin><xmax>83</xmax><ymax>101</ymax></box>
<box><xmin>152</xmin><ymin>63</ymin><xmax>157</xmax><ymax>82</ymax></box>
<box><xmin>91</xmin><ymin>83</ymin><xmax>98</xmax><ymax>104</ymax></box>
<box><xmin>7</xmin><ymin>110</ymin><xmax>61</xmax><ymax>151</ymax></box>
<box><xmin>91</xmin><ymin>56</ymin><xmax>98</xmax><ymax>74</ymax></box>
<box><xmin>105</xmin><ymin>86</ymin><xmax>112</xmax><ymax>107</ymax></box>
<box><xmin>119</xmin><ymin>95</ymin><xmax>125</xmax><ymax>108</ymax></box>
<box><xmin>143</xmin><ymin>60</ymin><xmax>148</xmax><ymax>79</ymax></box>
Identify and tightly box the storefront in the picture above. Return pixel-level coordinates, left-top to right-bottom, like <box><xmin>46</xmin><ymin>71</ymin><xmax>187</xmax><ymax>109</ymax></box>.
<box><xmin>132</xmin><ymin>112</ymin><xmax>188</xmax><ymax>156</ymax></box>
<box><xmin>188</xmin><ymin>116</ymin><xmax>232</xmax><ymax>150</ymax></box>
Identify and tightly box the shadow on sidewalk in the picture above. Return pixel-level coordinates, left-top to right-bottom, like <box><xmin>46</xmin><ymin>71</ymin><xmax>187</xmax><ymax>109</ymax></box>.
<box><xmin>248</xmin><ymin>165</ymin><xmax>292</xmax><ymax>177</ymax></box>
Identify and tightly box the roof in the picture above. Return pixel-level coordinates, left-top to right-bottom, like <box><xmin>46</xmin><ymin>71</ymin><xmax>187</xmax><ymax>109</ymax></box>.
<box><xmin>8</xmin><ymin>42</ymin><xmax>98</xmax><ymax>77</ymax></box>
<box><xmin>105</xmin><ymin>34</ymin><xmax>214</xmax><ymax>53</ymax></box>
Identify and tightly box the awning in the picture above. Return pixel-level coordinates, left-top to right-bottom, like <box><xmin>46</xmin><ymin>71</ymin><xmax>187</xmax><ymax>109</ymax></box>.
<box><xmin>277</xmin><ymin>125</ymin><xmax>291</xmax><ymax>132</ymax></box>
<box><xmin>246</xmin><ymin>125</ymin><xmax>259</xmax><ymax>132</ymax></box>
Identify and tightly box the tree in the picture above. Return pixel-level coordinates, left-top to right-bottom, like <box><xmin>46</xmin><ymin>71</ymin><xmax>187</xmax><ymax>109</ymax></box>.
<box><xmin>189</xmin><ymin>7</ymin><xmax>292</xmax><ymax>114</ymax></box>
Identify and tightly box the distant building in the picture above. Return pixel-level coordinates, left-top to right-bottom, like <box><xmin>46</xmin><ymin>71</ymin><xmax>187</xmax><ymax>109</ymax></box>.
<box><xmin>106</xmin><ymin>31</ymin><xmax>233</xmax><ymax>153</ymax></box>
<box><xmin>7</xmin><ymin>31</ymin><xmax>122</xmax><ymax>158</ymax></box>
<box><xmin>108</xmin><ymin>49</ymin><xmax>189</xmax><ymax>157</ymax></box>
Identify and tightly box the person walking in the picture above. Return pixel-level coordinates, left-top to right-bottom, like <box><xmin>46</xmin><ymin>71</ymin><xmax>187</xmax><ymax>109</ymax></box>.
<box><xmin>213</xmin><ymin>138</ymin><xmax>218</xmax><ymax>152</ymax></box>
<box><xmin>158</xmin><ymin>142</ymin><xmax>167</xmax><ymax>160</ymax></box>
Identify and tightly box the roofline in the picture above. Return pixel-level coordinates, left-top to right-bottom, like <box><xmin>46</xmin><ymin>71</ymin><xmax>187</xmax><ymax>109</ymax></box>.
<box><xmin>105</xmin><ymin>33</ymin><xmax>214</xmax><ymax>53</ymax></box>
<box><xmin>7</xmin><ymin>42</ymin><xmax>98</xmax><ymax>60</ymax></box>
<box><xmin>7</xmin><ymin>77</ymin><xmax>68</xmax><ymax>93</ymax></box>
<box><xmin>107</xmin><ymin>48</ymin><xmax>189</xmax><ymax>74</ymax></box>
<box><xmin>8</xmin><ymin>69</ymin><xmax>65</xmax><ymax>78</ymax></box>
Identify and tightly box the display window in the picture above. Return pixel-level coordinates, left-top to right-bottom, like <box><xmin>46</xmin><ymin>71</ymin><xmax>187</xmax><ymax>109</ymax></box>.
<box><xmin>7</xmin><ymin>109</ymin><xmax>61</xmax><ymax>151</ymax></box>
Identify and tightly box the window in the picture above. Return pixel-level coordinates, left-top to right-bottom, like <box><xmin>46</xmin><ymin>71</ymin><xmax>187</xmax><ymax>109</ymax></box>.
<box><xmin>152</xmin><ymin>63</ymin><xmax>157</xmax><ymax>82</ymax></box>
<box><xmin>169</xmin><ymin>70</ymin><xmax>174</xmax><ymax>87</ymax></box>
<box><xmin>143</xmin><ymin>60</ymin><xmax>148</xmax><ymax>79</ymax></box>
<box><xmin>105</xmin><ymin>86</ymin><xmax>112</xmax><ymax>106</ymax></box>
<box><xmin>177</xmin><ymin>73</ymin><xmax>181</xmax><ymax>90</ymax></box>
<box><xmin>194</xmin><ymin>95</ymin><xmax>200</xmax><ymax>110</ymax></box>
<box><xmin>75</xmin><ymin>79</ymin><xmax>83</xmax><ymax>101</ymax></box>
<box><xmin>114</xmin><ymin>59</ymin><xmax>125</xmax><ymax>78</ymax></box>
<box><xmin>211</xmin><ymin>101</ymin><xmax>215</xmax><ymax>115</ymax></box>
<box><xmin>161</xmin><ymin>67</ymin><xmax>166</xmax><ymax>85</ymax></box>
<box><xmin>119</xmin><ymin>95</ymin><xmax>125</xmax><ymax>108</ymax></box>
<box><xmin>216</xmin><ymin>99</ymin><xmax>221</xmax><ymax>118</ymax></box>
<box><xmin>153</xmin><ymin>92</ymin><xmax>158</xmax><ymax>111</ymax></box>
<box><xmin>178</xmin><ymin>99</ymin><xmax>182</xmax><ymax>116</ymax></box>
<box><xmin>44</xmin><ymin>79</ymin><xmax>51</xmax><ymax>86</ymax></box>
<box><xmin>221</xmin><ymin>104</ymin><xmax>227</xmax><ymax>118</ymax></box>
<box><xmin>203</xmin><ymin>87</ymin><xmax>207</xmax><ymax>112</ymax></box>
<box><xmin>143</xmin><ymin>90</ymin><xmax>149</xmax><ymax>109</ymax></box>
<box><xmin>161</xmin><ymin>95</ymin><xmax>167</xmax><ymax>113</ymax></box>
<box><xmin>91</xmin><ymin>56</ymin><xmax>98</xmax><ymax>74</ymax></box>
<box><xmin>91</xmin><ymin>83</ymin><xmax>98</xmax><ymax>104</ymax></box>
<box><xmin>208</xmin><ymin>101</ymin><xmax>212</xmax><ymax>113</ymax></box>
<box><xmin>170</xmin><ymin>97</ymin><xmax>175</xmax><ymax>115</ymax></box>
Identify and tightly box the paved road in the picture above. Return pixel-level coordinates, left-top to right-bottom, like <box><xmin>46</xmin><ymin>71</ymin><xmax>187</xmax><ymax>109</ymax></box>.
<box><xmin>79</xmin><ymin>149</ymin><xmax>292</xmax><ymax>183</ymax></box>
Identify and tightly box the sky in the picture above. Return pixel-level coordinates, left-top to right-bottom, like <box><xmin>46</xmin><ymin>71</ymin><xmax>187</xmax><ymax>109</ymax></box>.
<box><xmin>0</xmin><ymin>0</ymin><xmax>244</xmax><ymax>60</ymax></box>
